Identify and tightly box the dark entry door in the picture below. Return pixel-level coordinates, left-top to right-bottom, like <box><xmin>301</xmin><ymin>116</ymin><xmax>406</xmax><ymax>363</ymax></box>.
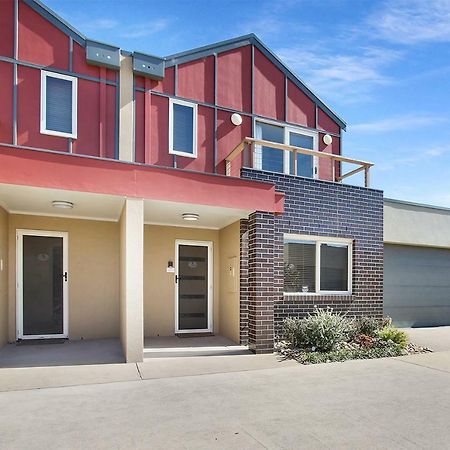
<box><xmin>20</xmin><ymin>233</ymin><xmax>67</xmax><ymax>338</ymax></box>
<box><xmin>176</xmin><ymin>243</ymin><xmax>211</xmax><ymax>332</ymax></box>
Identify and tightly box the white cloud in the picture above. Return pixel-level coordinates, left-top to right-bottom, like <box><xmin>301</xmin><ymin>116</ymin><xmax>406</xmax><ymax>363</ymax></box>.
<box><xmin>78</xmin><ymin>18</ymin><xmax>118</xmax><ymax>31</ymax></box>
<box><xmin>350</xmin><ymin>114</ymin><xmax>448</xmax><ymax>133</ymax></box>
<box><xmin>120</xmin><ymin>19</ymin><xmax>170</xmax><ymax>39</ymax></box>
<box><xmin>369</xmin><ymin>0</ymin><xmax>450</xmax><ymax>44</ymax></box>
<box><xmin>276</xmin><ymin>45</ymin><xmax>401</xmax><ymax>103</ymax></box>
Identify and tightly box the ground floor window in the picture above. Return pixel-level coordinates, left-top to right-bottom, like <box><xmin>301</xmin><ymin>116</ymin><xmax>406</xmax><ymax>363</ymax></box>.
<box><xmin>284</xmin><ymin>234</ymin><xmax>352</xmax><ymax>294</ymax></box>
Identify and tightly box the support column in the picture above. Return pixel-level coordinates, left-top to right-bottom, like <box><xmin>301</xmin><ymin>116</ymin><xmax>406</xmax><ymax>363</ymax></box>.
<box><xmin>247</xmin><ymin>211</ymin><xmax>275</xmax><ymax>353</ymax></box>
<box><xmin>119</xmin><ymin>54</ymin><xmax>134</xmax><ymax>162</ymax></box>
<box><xmin>239</xmin><ymin>219</ymin><xmax>249</xmax><ymax>345</ymax></box>
<box><xmin>119</xmin><ymin>198</ymin><xmax>144</xmax><ymax>362</ymax></box>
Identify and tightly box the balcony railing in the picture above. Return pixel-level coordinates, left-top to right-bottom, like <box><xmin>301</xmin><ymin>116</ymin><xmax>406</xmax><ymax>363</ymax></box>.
<box><xmin>225</xmin><ymin>137</ymin><xmax>374</xmax><ymax>188</ymax></box>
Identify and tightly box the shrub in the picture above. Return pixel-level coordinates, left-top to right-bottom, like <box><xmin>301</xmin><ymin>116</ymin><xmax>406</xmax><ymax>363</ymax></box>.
<box><xmin>354</xmin><ymin>317</ymin><xmax>382</xmax><ymax>337</ymax></box>
<box><xmin>378</xmin><ymin>326</ymin><xmax>408</xmax><ymax>349</ymax></box>
<box><xmin>282</xmin><ymin>308</ymin><xmax>352</xmax><ymax>352</ymax></box>
<box><xmin>296</xmin><ymin>345</ymin><xmax>405</xmax><ymax>365</ymax></box>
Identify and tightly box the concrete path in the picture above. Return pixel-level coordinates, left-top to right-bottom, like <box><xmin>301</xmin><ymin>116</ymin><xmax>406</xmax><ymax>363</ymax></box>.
<box><xmin>1</xmin><ymin>352</ymin><xmax>450</xmax><ymax>449</ymax></box>
<box><xmin>404</xmin><ymin>326</ymin><xmax>450</xmax><ymax>352</ymax></box>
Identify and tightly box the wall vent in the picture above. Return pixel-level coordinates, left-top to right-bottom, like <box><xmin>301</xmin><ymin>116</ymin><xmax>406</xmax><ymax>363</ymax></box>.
<box><xmin>86</xmin><ymin>40</ymin><xmax>120</xmax><ymax>70</ymax></box>
<box><xmin>133</xmin><ymin>52</ymin><xmax>165</xmax><ymax>80</ymax></box>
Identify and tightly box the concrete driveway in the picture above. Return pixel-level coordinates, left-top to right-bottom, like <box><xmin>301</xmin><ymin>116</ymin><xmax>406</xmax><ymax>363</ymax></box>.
<box><xmin>405</xmin><ymin>326</ymin><xmax>450</xmax><ymax>352</ymax></box>
<box><xmin>1</xmin><ymin>351</ymin><xmax>450</xmax><ymax>449</ymax></box>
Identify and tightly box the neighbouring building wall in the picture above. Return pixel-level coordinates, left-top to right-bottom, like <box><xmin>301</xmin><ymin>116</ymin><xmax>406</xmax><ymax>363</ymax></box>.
<box><xmin>218</xmin><ymin>221</ymin><xmax>240</xmax><ymax>343</ymax></box>
<box><xmin>241</xmin><ymin>168</ymin><xmax>384</xmax><ymax>342</ymax></box>
<box><xmin>384</xmin><ymin>199</ymin><xmax>450</xmax><ymax>248</ymax></box>
<box><xmin>0</xmin><ymin>206</ymin><xmax>8</xmax><ymax>348</ymax></box>
<box><xmin>144</xmin><ymin>225</ymin><xmax>219</xmax><ymax>337</ymax></box>
<box><xmin>7</xmin><ymin>214</ymin><xmax>120</xmax><ymax>341</ymax></box>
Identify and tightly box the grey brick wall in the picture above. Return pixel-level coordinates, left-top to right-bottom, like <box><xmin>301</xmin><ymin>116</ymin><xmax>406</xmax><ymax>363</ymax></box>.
<box><xmin>241</xmin><ymin>168</ymin><xmax>384</xmax><ymax>341</ymax></box>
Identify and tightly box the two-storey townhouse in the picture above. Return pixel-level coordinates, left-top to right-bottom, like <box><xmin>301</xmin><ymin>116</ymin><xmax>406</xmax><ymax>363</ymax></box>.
<box><xmin>0</xmin><ymin>0</ymin><xmax>383</xmax><ymax>362</ymax></box>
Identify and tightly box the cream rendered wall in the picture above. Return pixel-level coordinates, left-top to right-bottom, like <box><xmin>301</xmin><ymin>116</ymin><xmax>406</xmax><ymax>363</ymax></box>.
<box><xmin>8</xmin><ymin>214</ymin><xmax>120</xmax><ymax>342</ymax></box>
<box><xmin>0</xmin><ymin>206</ymin><xmax>8</xmax><ymax>348</ymax></box>
<box><xmin>144</xmin><ymin>225</ymin><xmax>220</xmax><ymax>337</ymax></box>
<box><xmin>219</xmin><ymin>221</ymin><xmax>240</xmax><ymax>343</ymax></box>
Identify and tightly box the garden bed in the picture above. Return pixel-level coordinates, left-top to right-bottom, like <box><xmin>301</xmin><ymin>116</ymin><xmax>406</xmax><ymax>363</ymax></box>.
<box><xmin>277</xmin><ymin>309</ymin><xmax>432</xmax><ymax>365</ymax></box>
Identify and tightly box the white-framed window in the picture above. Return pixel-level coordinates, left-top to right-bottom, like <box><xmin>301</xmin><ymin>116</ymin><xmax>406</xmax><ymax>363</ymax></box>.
<box><xmin>40</xmin><ymin>70</ymin><xmax>77</xmax><ymax>139</ymax></box>
<box><xmin>254</xmin><ymin>119</ymin><xmax>318</xmax><ymax>177</ymax></box>
<box><xmin>169</xmin><ymin>98</ymin><xmax>197</xmax><ymax>158</ymax></box>
<box><xmin>284</xmin><ymin>234</ymin><xmax>352</xmax><ymax>295</ymax></box>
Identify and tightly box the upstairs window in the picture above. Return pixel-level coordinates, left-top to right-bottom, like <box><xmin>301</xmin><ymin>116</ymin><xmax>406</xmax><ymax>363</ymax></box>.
<box><xmin>254</xmin><ymin>120</ymin><xmax>317</xmax><ymax>177</ymax></box>
<box><xmin>40</xmin><ymin>71</ymin><xmax>77</xmax><ymax>138</ymax></box>
<box><xmin>284</xmin><ymin>234</ymin><xmax>352</xmax><ymax>294</ymax></box>
<box><xmin>169</xmin><ymin>98</ymin><xmax>197</xmax><ymax>158</ymax></box>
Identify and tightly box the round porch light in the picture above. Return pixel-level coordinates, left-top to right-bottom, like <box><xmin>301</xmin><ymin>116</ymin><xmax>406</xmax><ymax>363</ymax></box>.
<box><xmin>182</xmin><ymin>213</ymin><xmax>199</xmax><ymax>221</ymax></box>
<box><xmin>52</xmin><ymin>201</ymin><xmax>74</xmax><ymax>209</ymax></box>
<box><xmin>323</xmin><ymin>134</ymin><xmax>333</xmax><ymax>145</ymax></box>
<box><xmin>230</xmin><ymin>113</ymin><xmax>243</xmax><ymax>126</ymax></box>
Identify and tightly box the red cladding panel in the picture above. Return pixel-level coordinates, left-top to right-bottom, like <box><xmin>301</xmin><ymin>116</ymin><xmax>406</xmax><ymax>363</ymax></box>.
<box><xmin>18</xmin><ymin>2</ymin><xmax>69</xmax><ymax>70</ymax></box>
<box><xmin>135</xmin><ymin>67</ymin><xmax>175</xmax><ymax>94</ymax></box>
<box><xmin>217</xmin><ymin>46</ymin><xmax>252</xmax><ymax>112</ymax></box>
<box><xmin>72</xmin><ymin>41</ymin><xmax>100</xmax><ymax>78</ymax></box>
<box><xmin>17</xmin><ymin>65</ymin><xmax>67</xmax><ymax>151</ymax></box>
<box><xmin>105</xmin><ymin>85</ymin><xmax>116</xmax><ymax>159</ymax></box>
<box><xmin>178</xmin><ymin>56</ymin><xmax>215</xmax><ymax>104</ymax></box>
<box><xmin>134</xmin><ymin>91</ymin><xmax>145</xmax><ymax>163</ymax></box>
<box><xmin>318</xmin><ymin>134</ymin><xmax>340</xmax><ymax>181</ymax></box>
<box><xmin>253</xmin><ymin>48</ymin><xmax>284</xmax><ymax>120</ymax></box>
<box><xmin>0</xmin><ymin>62</ymin><xmax>13</xmax><ymax>144</ymax></box>
<box><xmin>150</xmin><ymin>94</ymin><xmax>172</xmax><ymax>166</ymax></box>
<box><xmin>176</xmin><ymin>105</ymin><xmax>214</xmax><ymax>173</ymax></box>
<box><xmin>317</xmin><ymin>107</ymin><xmax>340</xmax><ymax>135</ymax></box>
<box><xmin>0</xmin><ymin>0</ymin><xmax>14</xmax><ymax>58</ymax></box>
<box><xmin>287</xmin><ymin>80</ymin><xmax>315</xmax><ymax>128</ymax></box>
<box><xmin>216</xmin><ymin>109</ymin><xmax>252</xmax><ymax>176</ymax></box>
<box><xmin>72</xmin><ymin>79</ymin><xmax>100</xmax><ymax>157</ymax></box>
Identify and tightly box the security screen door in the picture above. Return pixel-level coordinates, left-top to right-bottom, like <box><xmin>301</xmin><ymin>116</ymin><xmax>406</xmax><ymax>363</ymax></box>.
<box><xmin>18</xmin><ymin>231</ymin><xmax>68</xmax><ymax>339</ymax></box>
<box><xmin>176</xmin><ymin>242</ymin><xmax>212</xmax><ymax>333</ymax></box>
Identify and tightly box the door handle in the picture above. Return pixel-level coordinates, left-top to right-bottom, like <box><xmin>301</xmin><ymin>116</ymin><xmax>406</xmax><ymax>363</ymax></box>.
<box><xmin>61</xmin><ymin>272</ymin><xmax>68</xmax><ymax>282</ymax></box>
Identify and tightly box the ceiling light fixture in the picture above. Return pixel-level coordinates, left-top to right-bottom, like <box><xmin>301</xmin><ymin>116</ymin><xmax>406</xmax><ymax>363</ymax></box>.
<box><xmin>182</xmin><ymin>213</ymin><xmax>199</xmax><ymax>221</ymax></box>
<box><xmin>52</xmin><ymin>201</ymin><xmax>74</xmax><ymax>209</ymax></box>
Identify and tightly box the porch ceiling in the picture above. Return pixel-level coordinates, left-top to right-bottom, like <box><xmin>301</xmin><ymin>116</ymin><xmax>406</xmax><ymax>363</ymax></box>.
<box><xmin>144</xmin><ymin>199</ymin><xmax>251</xmax><ymax>229</ymax></box>
<box><xmin>0</xmin><ymin>183</ymin><xmax>124</xmax><ymax>221</ymax></box>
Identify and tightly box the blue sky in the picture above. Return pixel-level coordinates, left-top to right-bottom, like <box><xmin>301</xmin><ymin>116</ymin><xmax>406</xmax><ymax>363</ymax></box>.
<box><xmin>46</xmin><ymin>0</ymin><xmax>450</xmax><ymax>206</ymax></box>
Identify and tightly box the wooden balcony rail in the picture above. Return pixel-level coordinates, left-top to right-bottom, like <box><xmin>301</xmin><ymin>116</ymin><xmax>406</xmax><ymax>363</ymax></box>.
<box><xmin>225</xmin><ymin>137</ymin><xmax>374</xmax><ymax>188</ymax></box>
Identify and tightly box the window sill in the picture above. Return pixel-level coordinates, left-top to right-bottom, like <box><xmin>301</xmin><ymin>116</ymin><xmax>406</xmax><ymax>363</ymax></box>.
<box><xmin>169</xmin><ymin>150</ymin><xmax>197</xmax><ymax>159</ymax></box>
<box><xmin>283</xmin><ymin>292</ymin><xmax>352</xmax><ymax>297</ymax></box>
<box><xmin>40</xmin><ymin>129</ymin><xmax>77</xmax><ymax>139</ymax></box>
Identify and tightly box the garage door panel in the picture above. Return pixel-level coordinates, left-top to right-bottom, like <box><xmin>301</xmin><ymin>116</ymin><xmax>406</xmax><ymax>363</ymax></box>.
<box><xmin>386</xmin><ymin>286</ymin><xmax>450</xmax><ymax>307</ymax></box>
<box><xmin>385</xmin><ymin>305</ymin><xmax>450</xmax><ymax>328</ymax></box>
<box><xmin>384</xmin><ymin>244</ymin><xmax>450</xmax><ymax>327</ymax></box>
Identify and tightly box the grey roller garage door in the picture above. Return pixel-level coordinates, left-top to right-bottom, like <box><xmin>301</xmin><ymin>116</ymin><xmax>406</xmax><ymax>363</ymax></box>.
<box><xmin>384</xmin><ymin>244</ymin><xmax>450</xmax><ymax>327</ymax></box>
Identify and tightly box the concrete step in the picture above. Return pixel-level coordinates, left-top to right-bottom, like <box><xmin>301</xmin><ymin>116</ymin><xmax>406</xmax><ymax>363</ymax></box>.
<box><xmin>143</xmin><ymin>345</ymin><xmax>251</xmax><ymax>358</ymax></box>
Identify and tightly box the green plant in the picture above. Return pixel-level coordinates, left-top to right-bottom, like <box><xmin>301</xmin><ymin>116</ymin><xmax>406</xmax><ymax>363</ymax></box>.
<box><xmin>377</xmin><ymin>326</ymin><xmax>408</xmax><ymax>349</ymax></box>
<box><xmin>282</xmin><ymin>308</ymin><xmax>352</xmax><ymax>352</ymax></box>
<box><xmin>354</xmin><ymin>317</ymin><xmax>382</xmax><ymax>337</ymax></box>
<box><xmin>295</xmin><ymin>345</ymin><xmax>405</xmax><ymax>365</ymax></box>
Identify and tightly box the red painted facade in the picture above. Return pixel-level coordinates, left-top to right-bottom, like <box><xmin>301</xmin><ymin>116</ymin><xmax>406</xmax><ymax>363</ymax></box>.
<box><xmin>0</xmin><ymin>0</ymin><xmax>344</xmax><ymax>203</ymax></box>
<box><xmin>0</xmin><ymin>0</ymin><xmax>118</xmax><ymax>159</ymax></box>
